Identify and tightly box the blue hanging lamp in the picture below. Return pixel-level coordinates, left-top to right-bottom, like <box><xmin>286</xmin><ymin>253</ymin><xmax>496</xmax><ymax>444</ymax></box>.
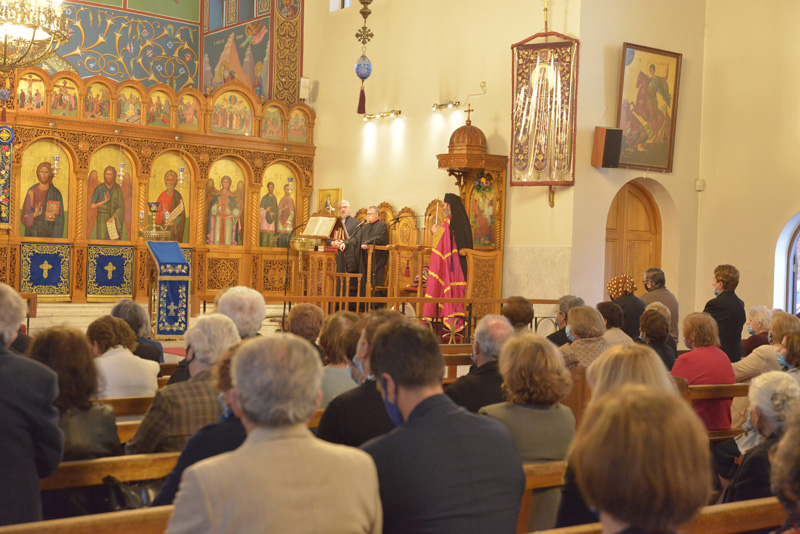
<box><xmin>355</xmin><ymin>0</ymin><xmax>373</xmax><ymax>114</ymax></box>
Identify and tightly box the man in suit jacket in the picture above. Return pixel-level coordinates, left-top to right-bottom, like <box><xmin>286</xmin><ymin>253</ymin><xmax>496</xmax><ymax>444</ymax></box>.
<box><xmin>703</xmin><ymin>264</ymin><xmax>746</xmax><ymax>363</ymax></box>
<box><xmin>445</xmin><ymin>314</ymin><xmax>514</xmax><ymax>412</ymax></box>
<box><xmin>362</xmin><ymin>321</ymin><xmax>524</xmax><ymax>534</ymax></box>
<box><xmin>168</xmin><ymin>334</ymin><xmax>381</xmax><ymax>534</ymax></box>
<box><xmin>330</xmin><ymin>200</ymin><xmax>361</xmax><ymax>274</ymax></box>
<box><xmin>547</xmin><ymin>295</ymin><xmax>584</xmax><ymax>347</ymax></box>
<box><xmin>0</xmin><ymin>284</ymin><xmax>63</xmax><ymax>525</ymax></box>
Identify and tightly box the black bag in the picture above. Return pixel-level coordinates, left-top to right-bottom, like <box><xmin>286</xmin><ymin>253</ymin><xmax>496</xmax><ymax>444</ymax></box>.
<box><xmin>104</xmin><ymin>476</ymin><xmax>165</xmax><ymax>511</ymax></box>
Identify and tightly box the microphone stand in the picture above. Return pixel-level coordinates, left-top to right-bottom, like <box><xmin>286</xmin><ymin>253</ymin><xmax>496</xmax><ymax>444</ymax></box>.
<box><xmin>282</xmin><ymin>221</ymin><xmax>308</xmax><ymax>325</ymax></box>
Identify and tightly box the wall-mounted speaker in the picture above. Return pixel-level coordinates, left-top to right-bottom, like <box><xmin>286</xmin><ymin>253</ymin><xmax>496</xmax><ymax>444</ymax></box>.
<box><xmin>299</xmin><ymin>77</ymin><xmax>311</xmax><ymax>101</ymax></box>
<box><xmin>591</xmin><ymin>126</ymin><xmax>622</xmax><ymax>168</ymax></box>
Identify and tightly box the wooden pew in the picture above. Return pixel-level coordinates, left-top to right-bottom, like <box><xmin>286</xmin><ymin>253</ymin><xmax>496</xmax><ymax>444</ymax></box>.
<box><xmin>117</xmin><ymin>408</ymin><xmax>326</xmax><ymax>442</ymax></box>
<box><xmin>687</xmin><ymin>383</ymin><xmax>749</xmax><ymax>401</ymax></box>
<box><xmin>0</xmin><ymin>506</ymin><xmax>174</xmax><ymax>534</ymax></box>
<box><xmin>534</xmin><ymin>496</ymin><xmax>786</xmax><ymax>534</ymax></box>
<box><xmin>160</xmin><ymin>362</ymin><xmax>178</xmax><ymax>376</ymax></box>
<box><xmin>517</xmin><ymin>461</ymin><xmax>568</xmax><ymax>534</ymax></box>
<box><xmin>562</xmin><ymin>367</ymin><xmax>590</xmax><ymax>429</ymax></box>
<box><xmin>158</xmin><ymin>376</ymin><xmax>169</xmax><ymax>388</ymax></box>
<box><xmin>102</xmin><ymin>396</ymin><xmax>153</xmax><ymax>417</ymax></box>
<box><xmin>40</xmin><ymin>452</ymin><xmax>180</xmax><ymax>491</ymax></box>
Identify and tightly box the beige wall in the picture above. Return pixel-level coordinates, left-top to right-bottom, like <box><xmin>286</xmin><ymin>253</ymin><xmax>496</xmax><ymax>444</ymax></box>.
<box><xmin>697</xmin><ymin>0</ymin><xmax>800</xmax><ymax>313</ymax></box>
<box><xmin>306</xmin><ymin>1</ymin><xmax>793</xmax><ymax>329</ymax></box>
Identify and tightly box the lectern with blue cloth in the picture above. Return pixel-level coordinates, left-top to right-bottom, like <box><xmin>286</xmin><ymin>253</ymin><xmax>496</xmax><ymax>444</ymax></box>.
<box><xmin>147</xmin><ymin>242</ymin><xmax>190</xmax><ymax>339</ymax></box>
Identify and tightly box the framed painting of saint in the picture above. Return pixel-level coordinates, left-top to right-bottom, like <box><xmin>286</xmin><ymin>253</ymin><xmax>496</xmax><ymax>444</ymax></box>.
<box><xmin>206</xmin><ymin>159</ymin><xmax>245</xmax><ymax>246</ymax></box>
<box><xmin>86</xmin><ymin>148</ymin><xmax>133</xmax><ymax>241</ymax></box>
<box><xmin>117</xmin><ymin>88</ymin><xmax>143</xmax><ymax>124</ymax></box>
<box><xmin>149</xmin><ymin>153</ymin><xmax>190</xmax><ymax>243</ymax></box>
<box><xmin>616</xmin><ymin>43</ymin><xmax>682</xmax><ymax>172</ymax></box>
<box><xmin>468</xmin><ymin>174</ymin><xmax>495</xmax><ymax>248</ymax></box>
<box><xmin>288</xmin><ymin>109</ymin><xmax>308</xmax><ymax>143</ymax></box>
<box><xmin>261</xmin><ymin>163</ymin><xmax>296</xmax><ymax>248</ymax></box>
<box><xmin>177</xmin><ymin>95</ymin><xmax>200</xmax><ymax>130</ymax></box>
<box><xmin>211</xmin><ymin>92</ymin><xmax>252</xmax><ymax>136</ymax></box>
<box><xmin>85</xmin><ymin>83</ymin><xmax>112</xmax><ymax>121</ymax></box>
<box><xmin>19</xmin><ymin>141</ymin><xmax>70</xmax><ymax>239</ymax></box>
<box><xmin>147</xmin><ymin>91</ymin><xmax>172</xmax><ymax>127</ymax></box>
<box><xmin>262</xmin><ymin>105</ymin><xmax>283</xmax><ymax>140</ymax></box>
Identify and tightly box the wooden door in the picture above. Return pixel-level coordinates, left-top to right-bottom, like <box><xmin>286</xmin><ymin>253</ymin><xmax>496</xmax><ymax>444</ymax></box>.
<box><xmin>604</xmin><ymin>182</ymin><xmax>661</xmax><ymax>298</ymax></box>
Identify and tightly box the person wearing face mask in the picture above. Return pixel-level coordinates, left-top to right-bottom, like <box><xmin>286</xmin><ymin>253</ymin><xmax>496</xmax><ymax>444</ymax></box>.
<box><xmin>702</xmin><ymin>264</ymin><xmax>746</xmax><ymax>362</ymax></box>
<box><xmin>639</xmin><ymin>309</ymin><xmax>675</xmax><ymax>370</ymax></box>
<box><xmin>561</xmin><ymin>306</ymin><xmax>612</xmax><ymax>368</ymax></box>
<box><xmin>743</xmin><ymin>305</ymin><xmax>772</xmax><ymax>355</ymax></box>
<box><xmin>640</xmin><ymin>268</ymin><xmax>679</xmax><ymax>341</ymax></box>
<box><xmin>361</xmin><ymin>320</ymin><xmax>524</xmax><ymax>534</ymax></box>
<box><xmin>731</xmin><ymin>311</ymin><xmax>800</xmax><ymax>428</ymax></box>
<box><xmin>779</xmin><ymin>331</ymin><xmax>800</xmax><ymax>382</ymax></box>
<box><xmin>316</xmin><ymin>310</ymin><xmax>402</xmax><ymax>447</ymax></box>
<box><xmin>546</xmin><ymin>295</ymin><xmax>585</xmax><ymax>347</ymax></box>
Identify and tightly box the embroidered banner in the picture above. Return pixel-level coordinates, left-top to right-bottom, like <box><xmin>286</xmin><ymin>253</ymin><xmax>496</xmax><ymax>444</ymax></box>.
<box><xmin>87</xmin><ymin>244</ymin><xmax>133</xmax><ymax>298</ymax></box>
<box><xmin>157</xmin><ymin>279</ymin><xmax>189</xmax><ymax>336</ymax></box>
<box><xmin>20</xmin><ymin>243</ymin><xmax>71</xmax><ymax>299</ymax></box>
<box><xmin>147</xmin><ymin>241</ymin><xmax>190</xmax><ymax>338</ymax></box>
<box><xmin>0</xmin><ymin>127</ymin><xmax>13</xmax><ymax>229</ymax></box>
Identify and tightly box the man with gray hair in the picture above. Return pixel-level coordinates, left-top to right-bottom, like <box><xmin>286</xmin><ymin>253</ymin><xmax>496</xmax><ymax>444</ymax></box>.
<box><xmin>445</xmin><ymin>314</ymin><xmax>514</xmax><ymax>412</ymax></box>
<box><xmin>127</xmin><ymin>314</ymin><xmax>241</xmax><ymax>454</ymax></box>
<box><xmin>0</xmin><ymin>283</ymin><xmax>63</xmax><ymax>525</ymax></box>
<box><xmin>168</xmin><ymin>334</ymin><xmax>382</xmax><ymax>534</ymax></box>
<box><xmin>546</xmin><ymin>295</ymin><xmax>585</xmax><ymax>347</ymax></box>
<box><xmin>330</xmin><ymin>200</ymin><xmax>361</xmax><ymax>275</ymax></box>
<box><xmin>641</xmin><ymin>267</ymin><xmax>679</xmax><ymax>340</ymax></box>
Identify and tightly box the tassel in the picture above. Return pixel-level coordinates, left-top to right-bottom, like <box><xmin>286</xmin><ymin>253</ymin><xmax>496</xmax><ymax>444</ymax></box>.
<box><xmin>404</xmin><ymin>260</ymin><xmax>411</xmax><ymax>278</ymax></box>
<box><xmin>1</xmin><ymin>107</ymin><xmax>6</xmax><ymax>123</ymax></box>
<box><xmin>357</xmin><ymin>83</ymin><xmax>366</xmax><ymax>114</ymax></box>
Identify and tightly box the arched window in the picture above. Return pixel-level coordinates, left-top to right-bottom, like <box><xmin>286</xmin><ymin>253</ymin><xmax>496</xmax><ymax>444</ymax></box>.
<box><xmin>787</xmin><ymin>226</ymin><xmax>800</xmax><ymax>313</ymax></box>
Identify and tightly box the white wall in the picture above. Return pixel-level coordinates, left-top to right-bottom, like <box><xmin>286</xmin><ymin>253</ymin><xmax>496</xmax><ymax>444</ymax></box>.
<box><xmin>697</xmin><ymin>1</ymin><xmax>800</xmax><ymax>313</ymax></box>
<box><xmin>304</xmin><ymin>0</ymin><xmax>714</xmax><ymax>321</ymax></box>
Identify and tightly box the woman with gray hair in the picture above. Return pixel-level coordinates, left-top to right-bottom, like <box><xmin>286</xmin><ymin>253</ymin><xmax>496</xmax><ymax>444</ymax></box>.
<box><xmin>724</xmin><ymin>371</ymin><xmax>800</xmax><ymax>502</ymax></box>
<box><xmin>111</xmin><ymin>298</ymin><xmax>163</xmax><ymax>364</ymax></box>
<box><xmin>743</xmin><ymin>305</ymin><xmax>772</xmax><ymax>355</ymax></box>
<box><xmin>561</xmin><ymin>306</ymin><xmax>611</xmax><ymax>368</ymax></box>
<box><xmin>216</xmin><ymin>286</ymin><xmax>267</xmax><ymax>339</ymax></box>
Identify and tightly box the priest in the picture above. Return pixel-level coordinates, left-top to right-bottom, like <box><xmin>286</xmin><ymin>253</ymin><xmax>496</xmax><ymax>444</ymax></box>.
<box><xmin>339</xmin><ymin>205</ymin><xmax>388</xmax><ymax>299</ymax></box>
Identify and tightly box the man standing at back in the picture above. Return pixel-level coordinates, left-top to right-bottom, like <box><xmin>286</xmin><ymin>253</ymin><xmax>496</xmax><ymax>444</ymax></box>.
<box><xmin>445</xmin><ymin>314</ymin><xmax>514</xmax><ymax>412</ymax></box>
<box><xmin>362</xmin><ymin>321</ymin><xmax>524</xmax><ymax>534</ymax></box>
<box><xmin>641</xmin><ymin>268</ymin><xmax>679</xmax><ymax>341</ymax></box>
<box><xmin>703</xmin><ymin>264</ymin><xmax>746</xmax><ymax>363</ymax></box>
<box><xmin>0</xmin><ymin>284</ymin><xmax>63</xmax><ymax>525</ymax></box>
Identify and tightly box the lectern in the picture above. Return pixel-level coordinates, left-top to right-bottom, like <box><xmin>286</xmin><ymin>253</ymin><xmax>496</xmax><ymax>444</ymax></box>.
<box><xmin>146</xmin><ymin>241</ymin><xmax>190</xmax><ymax>339</ymax></box>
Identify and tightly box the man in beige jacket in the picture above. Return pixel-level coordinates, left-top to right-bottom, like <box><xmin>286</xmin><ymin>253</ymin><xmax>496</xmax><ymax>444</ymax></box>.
<box><xmin>168</xmin><ymin>334</ymin><xmax>382</xmax><ymax>534</ymax></box>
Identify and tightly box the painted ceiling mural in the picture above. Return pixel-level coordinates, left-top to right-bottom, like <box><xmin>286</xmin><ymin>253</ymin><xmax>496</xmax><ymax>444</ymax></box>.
<box><xmin>41</xmin><ymin>2</ymin><xmax>200</xmax><ymax>90</ymax></box>
<box><xmin>36</xmin><ymin>0</ymin><xmax>302</xmax><ymax>104</ymax></box>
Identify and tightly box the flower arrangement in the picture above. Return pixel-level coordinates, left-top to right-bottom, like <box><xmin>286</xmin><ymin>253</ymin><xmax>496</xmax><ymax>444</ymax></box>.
<box><xmin>474</xmin><ymin>172</ymin><xmax>493</xmax><ymax>194</ymax></box>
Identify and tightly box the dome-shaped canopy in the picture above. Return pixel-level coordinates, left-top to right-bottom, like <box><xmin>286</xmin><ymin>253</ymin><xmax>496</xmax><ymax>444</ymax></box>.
<box><xmin>447</xmin><ymin>120</ymin><xmax>487</xmax><ymax>155</ymax></box>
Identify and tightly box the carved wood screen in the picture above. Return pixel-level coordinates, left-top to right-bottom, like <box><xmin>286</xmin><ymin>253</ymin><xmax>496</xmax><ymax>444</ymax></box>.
<box><xmin>1</xmin><ymin>67</ymin><xmax>316</xmax><ymax>305</ymax></box>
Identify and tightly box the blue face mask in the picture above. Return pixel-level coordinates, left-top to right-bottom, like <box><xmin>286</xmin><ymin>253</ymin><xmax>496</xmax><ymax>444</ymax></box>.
<box><xmin>639</xmin><ymin>333</ymin><xmax>647</xmax><ymax>343</ymax></box>
<box><xmin>353</xmin><ymin>356</ymin><xmax>366</xmax><ymax>380</ymax></box>
<box><xmin>778</xmin><ymin>352</ymin><xmax>788</xmax><ymax>369</ymax></box>
<box><xmin>382</xmin><ymin>378</ymin><xmax>404</xmax><ymax>427</ymax></box>
<box><xmin>469</xmin><ymin>353</ymin><xmax>476</xmax><ymax>365</ymax></box>
<box><xmin>565</xmin><ymin>325</ymin><xmax>574</xmax><ymax>342</ymax></box>
<box><xmin>747</xmin><ymin>325</ymin><xmax>756</xmax><ymax>336</ymax></box>
<box><xmin>217</xmin><ymin>393</ymin><xmax>233</xmax><ymax>420</ymax></box>
<box><xmin>713</xmin><ymin>289</ymin><xmax>720</xmax><ymax>297</ymax></box>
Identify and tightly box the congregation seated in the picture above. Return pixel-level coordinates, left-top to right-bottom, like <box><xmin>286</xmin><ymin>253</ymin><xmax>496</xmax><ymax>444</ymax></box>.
<box><xmin>546</xmin><ymin>294</ymin><xmax>584</xmax><ymax>347</ymax></box>
<box><xmin>318</xmin><ymin>310</ymin><xmax>359</xmax><ymax>408</ymax></box>
<box><xmin>167</xmin><ymin>334</ymin><xmax>381</xmax><ymax>533</ymax></box>
<box><xmin>29</xmin><ymin>327</ymin><xmax>122</xmax><ymax>461</ymax></box>
<box><xmin>639</xmin><ymin>309</ymin><xmax>676</xmax><ymax>370</ymax></box>
<box><xmin>88</xmin><ymin>316</ymin><xmax>159</xmax><ymax>399</ymax></box>
<box><xmin>169</xmin><ymin>286</ymin><xmax>266</xmax><ymax>385</ymax></box>
<box><xmin>111</xmin><ymin>298</ymin><xmax>163</xmax><ymax>365</ymax></box>
<box><xmin>500</xmin><ymin>295</ymin><xmax>534</xmax><ymax>333</ymax></box>
<box><xmin>153</xmin><ymin>342</ymin><xmax>246</xmax><ymax>506</ymax></box>
<box><xmin>479</xmin><ymin>333</ymin><xmax>575</xmax><ymax>531</ymax></box>
<box><xmin>769</xmin><ymin>408</ymin><xmax>800</xmax><ymax>534</ymax></box>
<box><xmin>732</xmin><ymin>311</ymin><xmax>800</xmax><ymax>427</ymax></box>
<box><xmin>361</xmin><ymin>320</ymin><xmax>525</xmax><ymax>534</ymax></box>
<box><xmin>126</xmin><ymin>314</ymin><xmax>240</xmax><ymax>454</ymax></box>
<box><xmin>606</xmin><ymin>274</ymin><xmax>646</xmax><ymax>340</ymax></box>
<box><xmin>445</xmin><ymin>314</ymin><xmax>514</xmax><ymax>413</ymax></box>
<box><xmin>743</xmin><ymin>305</ymin><xmax>772</xmax><ymax>356</ymax></box>
<box><xmin>643</xmin><ymin>301</ymin><xmax>678</xmax><ymax>355</ymax></box>
<box><xmin>0</xmin><ymin>283</ymin><xmax>62</xmax><ymax>526</ymax></box>
<box><xmin>561</xmin><ymin>306</ymin><xmax>612</xmax><ymax>368</ymax></box>
<box><xmin>316</xmin><ymin>310</ymin><xmax>401</xmax><ymax>447</ymax></box>
<box><xmin>571</xmin><ymin>384</ymin><xmax>710</xmax><ymax>534</ymax></box>
<box><xmin>287</xmin><ymin>303</ymin><xmax>325</xmax><ymax>363</ymax></box>
<box><xmin>724</xmin><ymin>371</ymin><xmax>800</xmax><ymax>503</ymax></box>
<box><xmin>557</xmin><ymin>344</ymin><xmax>677</xmax><ymax>527</ymax></box>
<box><xmin>597</xmin><ymin>301</ymin><xmax>634</xmax><ymax>347</ymax></box>
<box><xmin>671</xmin><ymin>312</ymin><xmax>735</xmax><ymax>431</ymax></box>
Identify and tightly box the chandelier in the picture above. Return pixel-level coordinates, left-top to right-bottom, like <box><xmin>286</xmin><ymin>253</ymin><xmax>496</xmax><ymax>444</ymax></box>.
<box><xmin>0</xmin><ymin>0</ymin><xmax>69</xmax><ymax>72</ymax></box>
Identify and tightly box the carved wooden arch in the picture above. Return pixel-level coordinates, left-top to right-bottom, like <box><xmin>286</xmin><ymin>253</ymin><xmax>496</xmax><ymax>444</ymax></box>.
<box><xmin>422</xmin><ymin>198</ymin><xmax>444</xmax><ymax>248</ymax></box>
<box><xmin>260</xmin><ymin>99</ymin><xmax>290</xmax><ymax>141</ymax></box>
<box><xmin>392</xmin><ymin>206</ymin><xmax>419</xmax><ymax>247</ymax></box>
<box><xmin>355</xmin><ymin>208</ymin><xmax>367</xmax><ymax>222</ymax></box>
<box><xmin>377</xmin><ymin>201</ymin><xmax>395</xmax><ymax>226</ymax></box>
<box><xmin>82</xmin><ymin>75</ymin><xmax>116</xmax><ymax>121</ymax></box>
<box><xmin>286</xmin><ymin>102</ymin><xmax>316</xmax><ymax>144</ymax></box>
<box><xmin>144</xmin><ymin>83</ymin><xmax>177</xmax><ymax>129</ymax></box>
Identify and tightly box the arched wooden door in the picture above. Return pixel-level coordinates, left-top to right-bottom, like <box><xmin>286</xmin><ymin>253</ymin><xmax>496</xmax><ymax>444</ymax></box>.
<box><xmin>604</xmin><ymin>182</ymin><xmax>662</xmax><ymax>298</ymax></box>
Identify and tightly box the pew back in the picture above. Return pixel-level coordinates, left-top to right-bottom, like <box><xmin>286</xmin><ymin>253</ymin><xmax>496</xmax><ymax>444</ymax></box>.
<box><xmin>40</xmin><ymin>452</ymin><xmax>180</xmax><ymax>491</ymax></box>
